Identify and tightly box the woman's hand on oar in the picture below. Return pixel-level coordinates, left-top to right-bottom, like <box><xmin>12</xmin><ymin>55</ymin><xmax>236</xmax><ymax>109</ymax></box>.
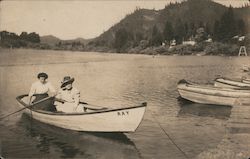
<box><xmin>0</xmin><ymin>96</ymin><xmax>54</xmax><ymax>120</ymax></box>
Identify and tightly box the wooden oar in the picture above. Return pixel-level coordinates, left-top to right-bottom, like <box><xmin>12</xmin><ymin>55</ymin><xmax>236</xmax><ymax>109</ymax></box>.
<box><xmin>0</xmin><ymin>96</ymin><xmax>54</xmax><ymax>120</ymax></box>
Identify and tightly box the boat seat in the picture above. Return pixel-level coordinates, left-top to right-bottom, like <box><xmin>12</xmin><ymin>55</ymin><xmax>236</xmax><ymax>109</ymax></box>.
<box><xmin>84</xmin><ymin>105</ymin><xmax>107</xmax><ymax>111</ymax></box>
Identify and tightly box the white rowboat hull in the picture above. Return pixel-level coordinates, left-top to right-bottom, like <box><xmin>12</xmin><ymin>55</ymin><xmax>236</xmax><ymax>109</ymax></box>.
<box><xmin>17</xmin><ymin>95</ymin><xmax>147</xmax><ymax>132</ymax></box>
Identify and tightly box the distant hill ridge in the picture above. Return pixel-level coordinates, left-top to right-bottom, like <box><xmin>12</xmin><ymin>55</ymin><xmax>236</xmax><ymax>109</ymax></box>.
<box><xmin>40</xmin><ymin>35</ymin><xmax>61</xmax><ymax>45</ymax></box>
<box><xmin>40</xmin><ymin>35</ymin><xmax>91</xmax><ymax>46</ymax></box>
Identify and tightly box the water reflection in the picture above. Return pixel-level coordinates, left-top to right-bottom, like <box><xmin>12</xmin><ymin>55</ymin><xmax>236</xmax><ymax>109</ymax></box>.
<box><xmin>177</xmin><ymin>97</ymin><xmax>232</xmax><ymax>119</ymax></box>
<box><xmin>17</xmin><ymin>114</ymin><xmax>140</xmax><ymax>159</ymax></box>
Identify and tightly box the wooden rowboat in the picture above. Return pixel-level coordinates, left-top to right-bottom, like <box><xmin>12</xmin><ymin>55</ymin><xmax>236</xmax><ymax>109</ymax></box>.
<box><xmin>242</xmin><ymin>78</ymin><xmax>250</xmax><ymax>84</ymax></box>
<box><xmin>177</xmin><ymin>79</ymin><xmax>250</xmax><ymax>106</ymax></box>
<box><xmin>16</xmin><ymin>94</ymin><xmax>147</xmax><ymax>132</ymax></box>
<box><xmin>214</xmin><ymin>77</ymin><xmax>250</xmax><ymax>89</ymax></box>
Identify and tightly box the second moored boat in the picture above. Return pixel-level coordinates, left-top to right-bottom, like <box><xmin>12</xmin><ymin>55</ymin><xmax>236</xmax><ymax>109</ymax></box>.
<box><xmin>177</xmin><ymin>79</ymin><xmax>250</xmax><ymax>106</ymax></box>
<box><xmin>214</xmin><ymin>77</ymin><xmax>250</xmax><ymax>89</ymax></box>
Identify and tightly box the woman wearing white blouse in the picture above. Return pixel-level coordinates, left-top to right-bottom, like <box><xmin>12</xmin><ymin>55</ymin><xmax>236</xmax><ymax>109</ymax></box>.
<box><xmin>55</xmin><ymin>76</ymin><xmax>83</xmax><ymax>113</ymax></box>
<box><xmin>28</xmin><ymin>72</ymin><xmax>56</xmax><ymax>110</ymax></box>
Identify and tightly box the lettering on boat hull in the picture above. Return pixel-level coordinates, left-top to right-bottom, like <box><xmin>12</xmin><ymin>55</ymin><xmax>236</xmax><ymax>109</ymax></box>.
<box><xmin>117</xmin><ymin>111</ymin><xmax>129</xmax><ymax>116</ymax></box>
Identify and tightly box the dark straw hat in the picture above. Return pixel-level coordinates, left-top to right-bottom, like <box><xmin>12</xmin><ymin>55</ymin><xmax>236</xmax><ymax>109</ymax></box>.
<box><xmin>61</xmin><ymin>76</ymin><xmax>74</xmax><ymax>88</ymax></box>
<box><xmin>37</xmin><ymin>72</ymin><xmax>48</xmax><ymax>79</ymax></box>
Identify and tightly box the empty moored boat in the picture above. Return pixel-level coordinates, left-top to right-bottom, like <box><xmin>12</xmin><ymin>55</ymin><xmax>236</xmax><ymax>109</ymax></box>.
<box><xmin>16</xmin><ymin>94</ymin><xmax>147</xmax><ymax>132</ymax></box>
<box><xmin>242</xmin><ymin>78</ymin><xmax>250</xmax><ymax>84</ymax></box>
<box><xmin>177</xmin><ymin>79</ymin><xmax>250</xmax><ymax>106</ymax></box>
<box><xmin>214</xmin><ymin>77</ymin><xmax>250</xmax><ymax>89</ymax></box>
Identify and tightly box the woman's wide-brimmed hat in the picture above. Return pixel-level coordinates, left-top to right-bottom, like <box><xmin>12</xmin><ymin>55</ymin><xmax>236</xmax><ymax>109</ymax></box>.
<box><xmin>61</xmin><ymin>76</ymin><xmax>75</xmax><ymax>88</ymax></box>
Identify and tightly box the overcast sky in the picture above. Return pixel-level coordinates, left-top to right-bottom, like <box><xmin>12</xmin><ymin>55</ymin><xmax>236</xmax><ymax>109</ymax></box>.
<box><xmin>0</xmin><ymin>0</ymin><xmax>249</xmax><ymax>40</ymax></box>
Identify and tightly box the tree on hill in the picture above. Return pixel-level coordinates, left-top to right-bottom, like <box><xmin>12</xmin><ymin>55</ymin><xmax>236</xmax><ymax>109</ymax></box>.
<box><xmin>150</xmin><ymin>25</ymin><xmax>162</xmax><ymax>46</ymax></box>
<box><xmin>20</xmin><ymin>31</ymin><xmax>40</xmax><ymax>43</ymax></box>
<box><xmin>27</xmin><ymin>32</ymin><xmax>40</xmax><ymax>43</ymax></box>
<box><xmin>0</xmin><ymin>31</ymin><xmax>19</xmax><ymax>40</ymax></box>
<box><xmin>213</xmin><ymin>6</ymin><xmax>247</xmax><ymax>42</ymax></box>
<box><xmin>213</xmin><ymin>20</ymin><xmax>220</xmax><ymax>41</ymax></box>
<box><xmin>134</xmin><ymin>31</ymin><xmax>144</xmax><ymax>47</ymax></box>
<box><xmin>0</xmin><ymin>31</ymin><xmax>41</xmax><ymax>48</ymax></box>
<box><xmin>204</xmin><ymin>22</ymin><xmax>211</xmax><ymax>36</ymax></box>
<box><xmin>184</xmin><ymin>22</ymin><xmax>189</xmax><ymax>40</ymax></box>
<box><xmin>163</xmin><ymin>21</ymin><xmax>174</xmax><ymax>44</ymax></box>
<box><xmin>20</xmin><ymin>32</ymin><xmax>29</xmax><ymax>41</ymax></box>
<box><xmin>188</xmin><ymin>22</ymin><xmax>196</xmax><ymax>39</ymax></box>
<box><xmin>174</xmin><ymin>19</ymin><xmax>185</xmax><ymax>44</ymax></box>
<box><xmin>114</xmin><ymin>28</ymin><xmax>129</xmax><ymax>52</ymax></box>
<box><xmin>216</xmin><ymin>6</ymin><xmax>237</xmax><ymax>42</ymax></box>
<box><xmin>237</xmin><ymin>19</ymin><xmax>246</xmax><ymax>35</ymax></box>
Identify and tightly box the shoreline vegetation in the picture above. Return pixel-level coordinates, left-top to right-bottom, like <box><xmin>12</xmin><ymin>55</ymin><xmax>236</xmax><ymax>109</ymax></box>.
<box><xmin>0</xmin><ymin>42</ymin><xmax>243</xmax><ymax>56</ymax></box>
<box><xmin>0</xmin><ymin>0</ymin><xmax>249</xmax><ymax>56</ymax></box>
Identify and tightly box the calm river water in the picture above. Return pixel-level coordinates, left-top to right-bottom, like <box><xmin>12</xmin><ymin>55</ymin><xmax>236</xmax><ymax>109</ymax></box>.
<box><xmin>0</xmin><ymin>49</ymin><xmax>249</xmax><ymax>159</ymax></box>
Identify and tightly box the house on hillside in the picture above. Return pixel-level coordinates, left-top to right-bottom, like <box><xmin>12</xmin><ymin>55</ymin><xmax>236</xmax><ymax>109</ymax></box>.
<box><xmin>182</xmin><ymin>40</ymin><xmax>196</xmax><ymax>46</ymax></box>
<box><xmin>169</xmin><ymin>39</ymin><xmax>176</xmax><ymax>49</ymax></box>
